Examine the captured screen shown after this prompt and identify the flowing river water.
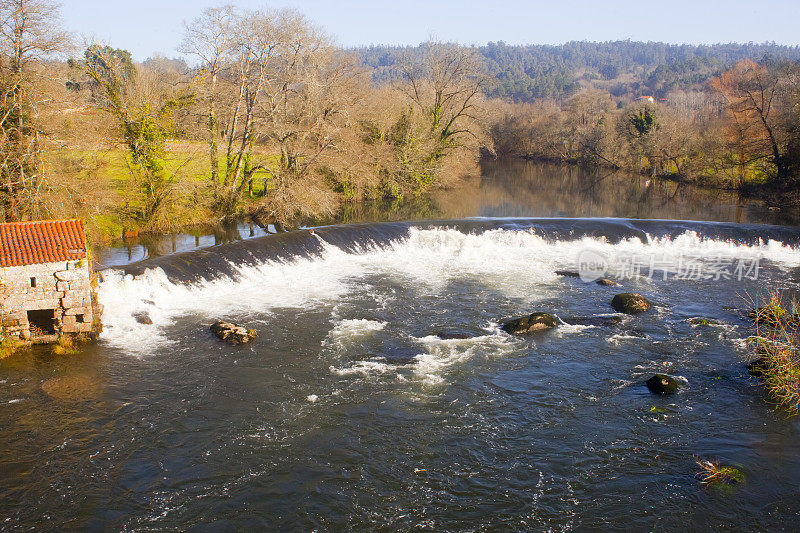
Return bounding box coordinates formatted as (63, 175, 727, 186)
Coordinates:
(2, 162, 800, 530)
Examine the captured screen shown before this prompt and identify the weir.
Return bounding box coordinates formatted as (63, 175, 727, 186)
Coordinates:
(95, 217, 800, 355)
(114, 218, 800, 284)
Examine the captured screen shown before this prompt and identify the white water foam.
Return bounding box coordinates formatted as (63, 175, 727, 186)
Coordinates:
(328, 330, 517, 386)
(410, 333, 517, 385)
(98, 227, 800, 354)
(323, 319, 387, 350)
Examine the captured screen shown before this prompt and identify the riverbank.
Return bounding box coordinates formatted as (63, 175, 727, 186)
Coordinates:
(93, 160, 797, 269)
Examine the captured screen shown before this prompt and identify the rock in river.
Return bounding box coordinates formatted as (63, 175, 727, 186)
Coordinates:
(41, 372, 101, 401)
(133, 311, 153, 325)
(611, 293, 652, 314)
(747, 357, 768, 378)
(210, 320, 258, 345)
(501, 312, 557, 335)
(748, 305, 785, 327)
(646, 374, 678, 395)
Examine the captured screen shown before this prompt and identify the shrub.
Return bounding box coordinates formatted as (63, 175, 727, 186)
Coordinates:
(53, 335, 79, 356)
(0, 336, 19, 359)
(746, 291, 800, 412)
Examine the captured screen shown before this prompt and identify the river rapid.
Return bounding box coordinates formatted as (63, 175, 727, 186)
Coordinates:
(2, 162, 800, 530)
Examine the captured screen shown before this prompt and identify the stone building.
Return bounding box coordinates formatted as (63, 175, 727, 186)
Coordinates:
(0, 219, 95, 343)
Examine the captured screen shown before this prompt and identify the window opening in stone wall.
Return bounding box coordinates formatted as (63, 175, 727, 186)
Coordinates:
(27, 309, 56, 336)
(76, 314, 85, 323)
(30, 277, 36, 287)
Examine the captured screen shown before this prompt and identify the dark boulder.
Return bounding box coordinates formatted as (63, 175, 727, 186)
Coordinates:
(747, 358, 768, 378)
(133, 311, 153, 325)
(611, 293, 652, 314)
(210, 320, 257, 345)
(434, 332, 474, 340)
(501, 312, 557, 335)
(596, 278, 620, 287)
(646, 374, 679, 395)
(564, 315, 624, 327)
(555, 270, 580, 278)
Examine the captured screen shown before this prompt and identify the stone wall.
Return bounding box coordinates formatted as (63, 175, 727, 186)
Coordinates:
(0, 259, 95, 342)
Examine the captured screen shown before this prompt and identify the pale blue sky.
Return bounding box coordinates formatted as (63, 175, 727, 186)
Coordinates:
(61, 0, 800, 60)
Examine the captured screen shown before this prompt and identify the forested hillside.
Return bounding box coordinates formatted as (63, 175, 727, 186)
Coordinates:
(358, 41, 800, 101)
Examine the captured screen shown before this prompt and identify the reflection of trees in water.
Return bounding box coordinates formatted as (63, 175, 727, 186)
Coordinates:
(471, 160, 778, 224)
(115, 221, 254, 262)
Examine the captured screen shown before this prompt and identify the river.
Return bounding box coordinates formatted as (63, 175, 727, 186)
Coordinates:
(2, 161, 800, 530)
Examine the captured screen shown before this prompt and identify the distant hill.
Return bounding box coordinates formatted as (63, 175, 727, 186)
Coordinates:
(355, 41, 800, 102)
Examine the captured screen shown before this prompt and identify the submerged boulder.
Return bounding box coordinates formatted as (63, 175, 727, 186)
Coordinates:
(555, 270, 580, 278)
(596, 278, 620, 287)
(611, 293, 652, 314)
(646, 374, 678, 395)
(433, 331, 474, 340)
(210, 320, 257, 345)
(501, 312, 557, 335)
(747, 357, 768, 378)
(563, 315, 624, 327)
(41, 372, 101, 402)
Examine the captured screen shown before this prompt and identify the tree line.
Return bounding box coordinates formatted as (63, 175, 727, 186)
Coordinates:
(0, 1, 487, 237)
(359, 41, 800, 102)
(491, 59, 800, 196)
(0, 0, 797, 240)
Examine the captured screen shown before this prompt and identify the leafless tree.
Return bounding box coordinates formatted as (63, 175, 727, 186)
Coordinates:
(398, 40, 487, 143)
(0, 0, 70, 220)
(181, 5, 236, 194)
(711, 60, 793, 184)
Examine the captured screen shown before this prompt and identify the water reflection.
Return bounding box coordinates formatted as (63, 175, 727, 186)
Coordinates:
(435, 160, 783, 223)
(95, 161, 793, 269)
(95, 222, 280, 269)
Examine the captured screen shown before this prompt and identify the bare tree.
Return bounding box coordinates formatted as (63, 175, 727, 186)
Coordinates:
(398, 40, 486, 143)
(394, 40, 488, 193)
(183, 7, 353, 219)
(711, 60, 793, 184)
(0, 0, 70, 220)
(180, 5, 235, 194)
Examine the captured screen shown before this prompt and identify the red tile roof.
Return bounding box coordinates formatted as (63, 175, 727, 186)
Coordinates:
(0, 219, 87, 267)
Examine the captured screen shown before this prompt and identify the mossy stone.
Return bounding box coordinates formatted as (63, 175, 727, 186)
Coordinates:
(501, 312, 557, 335)
(611, 293, 652, 314)
(748, 305, 785, 327)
